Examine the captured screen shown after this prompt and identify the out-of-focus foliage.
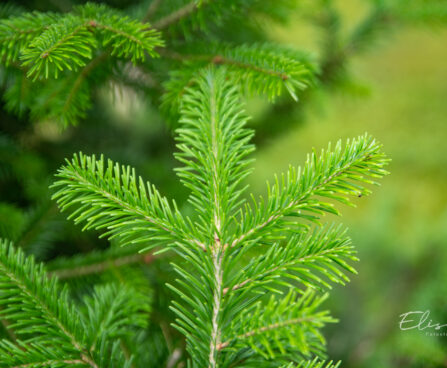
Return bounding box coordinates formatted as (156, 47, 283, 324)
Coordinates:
(254, 1, 447, 365)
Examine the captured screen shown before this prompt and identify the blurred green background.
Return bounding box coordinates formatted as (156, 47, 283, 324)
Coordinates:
(260, 4, 447, 366)
(1, 0, 446, 366)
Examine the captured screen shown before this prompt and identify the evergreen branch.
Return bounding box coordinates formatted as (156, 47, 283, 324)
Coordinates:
(60, 52, 107, 122)
(0, 239, 99, 367)
(175, 66, 254, 236)
(77, 3, 164, 62)
(204, 43, 315, 101)
(18, 4, 163, 80)
(177, 67, 245, 367)
(47, 244, 155, 279)
(0, 340, 86, 368)
(162, 43, 315, 120)
(281, 358, 341, 368)
(82, 283, 150, 352)
(0, 3, 24, 19)
(142, 0, 163, 23)
(29, 73, 92, 126)
(21, 15, 97, 80)
(223, 290, 336, 359)
(153, 1, 198, 29)
(233, 134, 389, 249)
(218, 316, 323, 351)
(167, 68, 388, 366)
(225, 225, 357, 295)
(51, 153, 204, 250)
(0, 12, 57, 65)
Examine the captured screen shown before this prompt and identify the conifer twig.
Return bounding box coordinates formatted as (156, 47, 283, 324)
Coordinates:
(142, 0, 163, 23)
(216, 315, 320, 351)
(50, 252, 155, 279)
(153, 1, 199, 29)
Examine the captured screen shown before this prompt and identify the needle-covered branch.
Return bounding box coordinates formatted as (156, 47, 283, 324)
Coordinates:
(81, 284, 150, 350)
(175, 67, 254, 238)
(233, 134, 389, 249)
(14, 3, 163, 80)
(222, 290, 336, 360)
(0, 239, 98, 367)
(0, 12, 57, 66)
(47, 243, 155, 279)
(162, 43, 315, 120)
(165, 67, 388, 367)
(225, 225, 357, 295)
(51, 153, 204, 251)
(281, 359, 341, 368)
(0, 239, 148, 367)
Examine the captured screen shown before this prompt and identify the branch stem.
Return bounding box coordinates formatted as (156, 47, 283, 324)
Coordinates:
(208, 78, 224, 368)
(50, 252, 155, 280)
(153, 1, 198, 29)
(217, 315, 318, 351)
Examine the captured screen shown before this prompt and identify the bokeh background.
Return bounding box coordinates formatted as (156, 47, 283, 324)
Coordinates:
(1, 0, 446, 367)
(267, 4, 447, 366)
(260, 3, 447, 366)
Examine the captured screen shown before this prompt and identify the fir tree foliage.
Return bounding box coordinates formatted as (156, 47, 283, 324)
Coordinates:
(0, 238, 150, 367)
(1, 0, 446, 126)
(45, 67, 388, 366)
(9, 3, 162, 80)
(161, 42, 315, 119)
(0, 1, 315, 126)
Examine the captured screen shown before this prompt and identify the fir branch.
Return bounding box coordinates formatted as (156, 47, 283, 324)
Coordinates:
(48, 245, 156, 280)
(162, 43, 315, 121)
(81, 283, 150, 352)
(18, 4, 163, 80)
(165, 68, 388, 366)
(223, 290, 336, 359)
(153, 1, 198, 29)
(0, 239, 99, 367)
(175, 66, 255, 236)
(0, 340, 86, 368)
(281, 358, 341, 368)
(21, 15, 97, 80)
(51, 153, 205, 250)
(77, 3, 164, 62)
(0, 12, 57, 66)
(206, 43, 315, 101)
(142, 0, 163, 23)
(232, 134, 389, 249)
(225, 225, 357, 295)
